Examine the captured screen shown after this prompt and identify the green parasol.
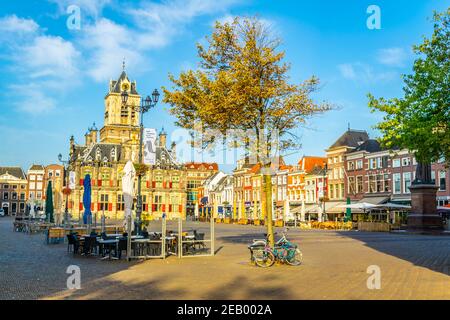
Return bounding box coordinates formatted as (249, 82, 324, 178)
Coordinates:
(45, 181, 54, 223)
(345, 197, 352, 222)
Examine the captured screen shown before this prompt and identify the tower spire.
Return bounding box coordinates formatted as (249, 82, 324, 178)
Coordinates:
(122, 58, 126, 72)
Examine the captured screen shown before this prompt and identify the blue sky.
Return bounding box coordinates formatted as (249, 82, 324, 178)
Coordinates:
(0, 0, 448, 173)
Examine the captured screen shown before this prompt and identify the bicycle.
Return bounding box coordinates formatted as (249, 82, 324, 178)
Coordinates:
(248, 229, 303, 267)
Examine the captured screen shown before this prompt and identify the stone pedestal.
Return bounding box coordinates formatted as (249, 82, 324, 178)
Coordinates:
(407, 184, 443, 232)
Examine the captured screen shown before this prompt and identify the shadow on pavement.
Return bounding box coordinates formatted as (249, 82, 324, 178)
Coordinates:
(338, 231, 450, 276)
(50, 272, 295, 300)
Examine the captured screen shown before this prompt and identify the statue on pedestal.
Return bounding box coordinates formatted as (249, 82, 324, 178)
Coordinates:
(412, 162, 433, 185)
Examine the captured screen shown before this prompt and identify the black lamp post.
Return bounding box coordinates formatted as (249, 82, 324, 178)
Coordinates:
(121, 88, 159, 234)
(58, 153, 70, 226)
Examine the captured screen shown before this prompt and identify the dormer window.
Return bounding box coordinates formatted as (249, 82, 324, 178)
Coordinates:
(96, 148, 101, 161)
(111, 147, 116, 161)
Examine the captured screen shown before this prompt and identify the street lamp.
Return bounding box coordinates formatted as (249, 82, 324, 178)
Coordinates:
(121, 88, 160, 234)
(58, 153, 71, 226)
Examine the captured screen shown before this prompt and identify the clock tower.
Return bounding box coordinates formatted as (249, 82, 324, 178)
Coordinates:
(100, 66, 141, 149)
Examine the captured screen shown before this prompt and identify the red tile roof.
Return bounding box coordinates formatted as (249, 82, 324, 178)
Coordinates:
(298, 156, 327, 173)
(185, 162, 219, 171)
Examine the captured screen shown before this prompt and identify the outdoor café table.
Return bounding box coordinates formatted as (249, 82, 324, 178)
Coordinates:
(183, 235, 196, 254)
(97, 239, 119, 260)
(106, 234, 122, 238)
(132, 238, 151, 256)
(165, 236, 177, 255)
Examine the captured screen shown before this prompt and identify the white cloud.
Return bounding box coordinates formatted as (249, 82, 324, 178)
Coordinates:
(48, 0, 112, 19)
(338, 62, 396, 83)
(0, 15, 80, 114)
(128, 0, 240, 49)
(215, 14, 236, 26)
(79, 0, 240, 82)
(377, 47, 408, 67)
(337, 64, 357, 80)
(21, 36, 80, 78)
(1, 0, 243, 111)
(80, 18, 143, 82)
(10, 84, 57, 114)
(0, 15, 39, 34)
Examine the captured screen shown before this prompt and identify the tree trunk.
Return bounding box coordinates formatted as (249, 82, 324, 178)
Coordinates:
(263, 170, 274, 246)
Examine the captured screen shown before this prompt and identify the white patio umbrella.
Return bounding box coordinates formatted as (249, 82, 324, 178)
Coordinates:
(317, 205, 323, 222)
(374, 203, 411, 223)
(194, 203, 199, 220)
(375, 203, 411, 209)
(300, 199, 306, 222)
(336, 202, 378, 210)
(337, 202, 378, 221)
(283, 198, 290, 222)
(122, 160, 136, 234)
(28, 194, 35, 218)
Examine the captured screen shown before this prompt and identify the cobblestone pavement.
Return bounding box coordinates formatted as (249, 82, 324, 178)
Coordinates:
(0, 217, 449, 300)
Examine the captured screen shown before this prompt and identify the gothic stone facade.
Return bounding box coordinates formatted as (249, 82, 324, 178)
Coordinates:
(67, 69, 186, 220)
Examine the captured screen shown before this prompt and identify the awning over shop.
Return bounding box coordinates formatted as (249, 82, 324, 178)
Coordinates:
(291, 203, 341, 214)
(390, 197, 411, 205)
(289, 204, 315, 214)
(358, 197, 390, 205)
(323, 202, 347, 214)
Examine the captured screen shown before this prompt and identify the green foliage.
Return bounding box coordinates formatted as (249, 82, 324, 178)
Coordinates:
(163, 16, 332, 163)
(369, 9, 450, 164)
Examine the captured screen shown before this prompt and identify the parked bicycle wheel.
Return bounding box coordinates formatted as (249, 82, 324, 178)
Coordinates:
(286, 248, 303, 266)
(253, 249, 275, 268)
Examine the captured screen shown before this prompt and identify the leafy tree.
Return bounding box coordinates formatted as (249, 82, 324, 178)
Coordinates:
(368, 9, 450, 167)
(163, 17, 332, 245)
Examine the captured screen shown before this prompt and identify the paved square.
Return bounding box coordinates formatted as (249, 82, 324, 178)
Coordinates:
(0, 217, 449, 300)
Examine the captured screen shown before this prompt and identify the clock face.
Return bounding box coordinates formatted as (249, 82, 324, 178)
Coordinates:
(121, 82, 130, 92)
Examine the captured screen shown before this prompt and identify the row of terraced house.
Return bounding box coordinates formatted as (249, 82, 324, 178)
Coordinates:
(0, 164, 64, 216)
(197, 129, 450, 222)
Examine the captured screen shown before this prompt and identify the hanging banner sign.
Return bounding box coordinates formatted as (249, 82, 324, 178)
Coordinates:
(318, 182, 324, 198)
(69, 171, 76, 189)
(143, 128, 157, 165)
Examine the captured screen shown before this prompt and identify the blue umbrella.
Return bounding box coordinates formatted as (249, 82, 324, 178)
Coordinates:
(83, 174, 92, 225)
